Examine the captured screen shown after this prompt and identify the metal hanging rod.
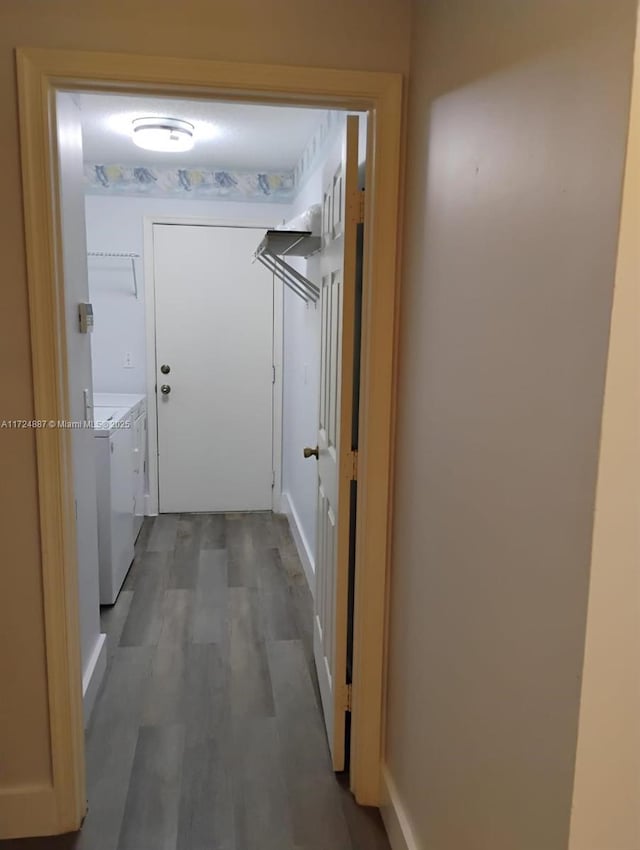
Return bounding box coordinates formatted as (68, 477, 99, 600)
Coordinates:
(254, 230, 321, 304)
(256, 253, 312, 303)
(87, 251, 139, 299)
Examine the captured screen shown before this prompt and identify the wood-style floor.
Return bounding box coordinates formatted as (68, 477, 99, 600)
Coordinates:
(2, 512, 390, 850)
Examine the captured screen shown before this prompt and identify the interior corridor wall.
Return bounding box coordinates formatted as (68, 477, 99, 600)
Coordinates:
(383, 1, 637, 849)
(85, 194, 287, 395)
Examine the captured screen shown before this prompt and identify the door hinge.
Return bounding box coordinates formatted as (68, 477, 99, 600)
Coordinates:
(348, 450, 358, 481)
(272, 469, 276, 488)
(345, 683, 353, 712)
(358, 190, 366, 224)
(272, 364, 276, 384)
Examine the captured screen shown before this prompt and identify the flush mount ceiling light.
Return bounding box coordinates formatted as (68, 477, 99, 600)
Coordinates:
(131, 116, 194, 152)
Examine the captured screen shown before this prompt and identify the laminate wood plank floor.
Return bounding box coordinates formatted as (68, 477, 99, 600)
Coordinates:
(1, 512, 390, 850)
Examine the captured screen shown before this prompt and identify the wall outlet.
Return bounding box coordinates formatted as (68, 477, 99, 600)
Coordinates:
(124, 352, 134, 369)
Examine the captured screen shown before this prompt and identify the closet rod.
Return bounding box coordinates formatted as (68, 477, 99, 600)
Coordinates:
(257, 254, 310, 303)
(269, 254, 320, 298)
(258, 253, 317, 302)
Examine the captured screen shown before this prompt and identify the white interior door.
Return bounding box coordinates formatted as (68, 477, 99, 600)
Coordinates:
(153, 224, 274, 513)
(313, 115, 361, 770)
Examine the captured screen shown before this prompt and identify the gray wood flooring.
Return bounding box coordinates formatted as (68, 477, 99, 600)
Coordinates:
(2, 512, 390, 850)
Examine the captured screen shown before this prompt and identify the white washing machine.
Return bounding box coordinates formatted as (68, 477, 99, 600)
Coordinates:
(94, 406, 135, 604)
(94, 393, 147, 540)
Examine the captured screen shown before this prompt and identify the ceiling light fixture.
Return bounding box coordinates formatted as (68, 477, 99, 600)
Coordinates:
(131, 116, 194, 152)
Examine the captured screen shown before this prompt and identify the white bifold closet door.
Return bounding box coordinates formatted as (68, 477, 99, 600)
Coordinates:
(153, 224, 274, 514)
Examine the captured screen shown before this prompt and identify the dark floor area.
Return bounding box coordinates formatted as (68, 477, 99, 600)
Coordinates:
(2, 512, 390, 850)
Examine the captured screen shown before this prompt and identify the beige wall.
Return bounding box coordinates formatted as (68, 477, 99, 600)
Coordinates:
(385, 1, 637, 849)
(569, 9, 640, 848)
(0, 0, 410, 802)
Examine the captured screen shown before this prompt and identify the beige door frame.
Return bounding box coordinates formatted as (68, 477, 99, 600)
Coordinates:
(16, 46, 403, 834)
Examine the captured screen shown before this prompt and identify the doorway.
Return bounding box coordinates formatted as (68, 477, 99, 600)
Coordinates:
(63, 90, 370, 843)
(14, 47, 402, 839)
(150, 222, 276, 514)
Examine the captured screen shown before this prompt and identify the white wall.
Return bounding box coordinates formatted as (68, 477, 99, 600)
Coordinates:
(58, 94, 106, 725)
(85, 195, 288, 394)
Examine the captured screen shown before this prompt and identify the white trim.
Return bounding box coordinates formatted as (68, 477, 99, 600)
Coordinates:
(81, 633, 106, 729)
(143, 214, 278, 228)
(143, 214, 283, 515)
(271, 487, 284, 514)
(143, 218, 159, 514)
(280, 490, 315, 593)
(381, 766, 420, 850)
(272, 275, 284, 512)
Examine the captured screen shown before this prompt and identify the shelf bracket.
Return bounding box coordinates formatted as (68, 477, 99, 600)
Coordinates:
(253, 230, 321, 305)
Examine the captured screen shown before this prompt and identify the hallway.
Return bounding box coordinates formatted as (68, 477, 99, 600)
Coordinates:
(2, 512, 389, 850)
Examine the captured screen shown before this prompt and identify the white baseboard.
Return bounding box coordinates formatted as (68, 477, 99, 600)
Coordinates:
(82, 632, 107, 728)
(280, 491, 315, 594)
(381, 765, 420, 850)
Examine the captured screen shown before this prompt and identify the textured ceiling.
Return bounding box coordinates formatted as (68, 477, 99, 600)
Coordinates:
(79, 93, 327, 171)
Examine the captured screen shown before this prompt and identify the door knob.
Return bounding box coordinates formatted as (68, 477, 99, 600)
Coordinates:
(160, 364, 171, 374)
(160, 384, 171, 395)
(303, 446, 319, 459)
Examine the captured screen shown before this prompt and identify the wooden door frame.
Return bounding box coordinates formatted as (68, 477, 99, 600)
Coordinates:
(142, 215, 284, 517)
(16, 46, 403, 832)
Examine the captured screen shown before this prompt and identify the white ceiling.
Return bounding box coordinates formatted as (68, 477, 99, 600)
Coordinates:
(79, 93, 327, 172)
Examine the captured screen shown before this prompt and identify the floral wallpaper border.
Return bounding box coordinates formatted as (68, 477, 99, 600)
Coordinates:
(84, 164, 296, 202)
(83, 111, 345, 202)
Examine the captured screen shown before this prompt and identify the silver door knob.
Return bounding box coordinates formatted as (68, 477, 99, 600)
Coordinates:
(160, 384, 171, 395)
